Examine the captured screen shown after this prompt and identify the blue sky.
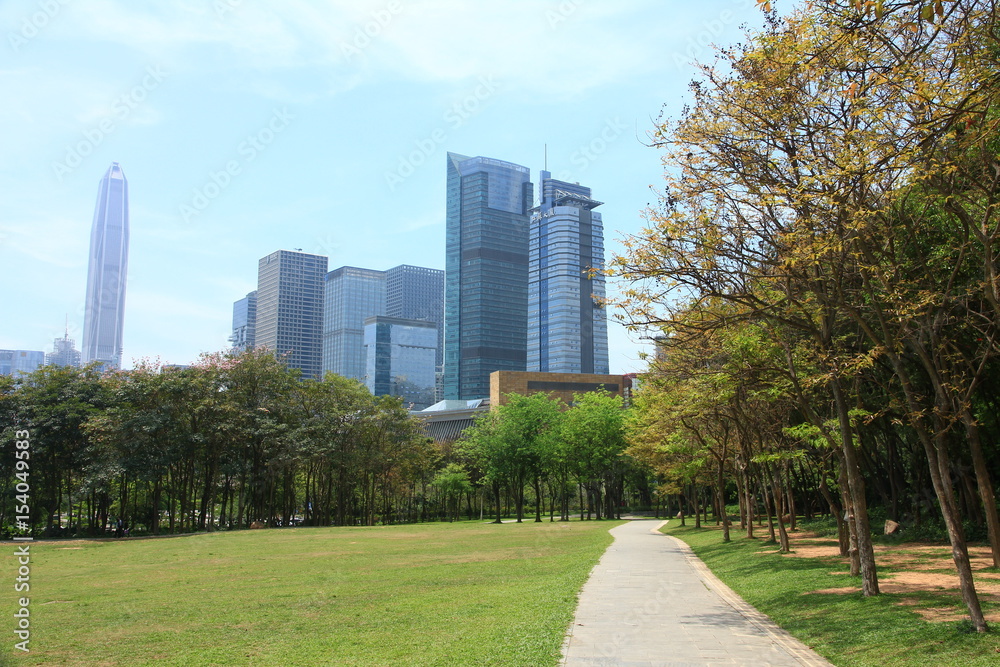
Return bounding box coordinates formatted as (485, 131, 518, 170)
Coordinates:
(1, 0, 768, 373)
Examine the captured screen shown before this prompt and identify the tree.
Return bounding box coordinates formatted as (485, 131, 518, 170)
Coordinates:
(562, 390, 628, 521)
(613, 0, 1000, 629)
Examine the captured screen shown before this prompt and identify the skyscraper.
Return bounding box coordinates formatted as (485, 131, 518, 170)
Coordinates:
(256, 250, 327, 380)
(386, 265, 444, 368)
(230, 291, 257, 352)
(82, 162, 129, 369)
(322, 266, 387, 381)
(528, 171, 609, 374)
(323, 264, 443, 392)
(444, 153, 533, 400)
(46, 328, 81, 368)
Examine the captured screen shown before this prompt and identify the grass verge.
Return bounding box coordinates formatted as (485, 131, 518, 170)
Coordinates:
(3, 520, 619, 666)
(661, 521, 1000, 666)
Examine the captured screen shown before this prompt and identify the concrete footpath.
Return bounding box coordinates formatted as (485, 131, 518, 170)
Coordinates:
(561, 518, 834, 667)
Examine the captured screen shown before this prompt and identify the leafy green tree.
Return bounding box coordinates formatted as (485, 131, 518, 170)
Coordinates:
(562, 391, 628, 521)
(432, 463, 472, 522)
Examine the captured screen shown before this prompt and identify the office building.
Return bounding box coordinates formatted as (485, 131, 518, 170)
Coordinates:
(528, 171, 609, 374)
(0, 350, 45, 377)
(82, 162, 129, 369)
(490, 370, 631, 408)
(444, 153, 533, 400)
(323, 264, 443, 385)
(386, 264, 444, 400)
(230, 291, 257, 352)
(322, 266, 386, 381)
(46, 330, 81, 368)
(363, 316, 437, 410)
(386, 265, 444, 367)
(256, 250, 327, 380)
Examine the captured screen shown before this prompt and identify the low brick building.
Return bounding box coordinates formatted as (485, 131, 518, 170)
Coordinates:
(489, 370, 632, 408)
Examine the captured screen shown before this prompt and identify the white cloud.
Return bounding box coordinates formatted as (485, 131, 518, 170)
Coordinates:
(22, 1, 689, 99)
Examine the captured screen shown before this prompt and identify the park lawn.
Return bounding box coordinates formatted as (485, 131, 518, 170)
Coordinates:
(1, 520, 619, 666)
(662, 521, 1000, 667)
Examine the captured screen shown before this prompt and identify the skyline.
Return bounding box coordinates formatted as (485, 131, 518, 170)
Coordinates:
(0, 0, 770, 373)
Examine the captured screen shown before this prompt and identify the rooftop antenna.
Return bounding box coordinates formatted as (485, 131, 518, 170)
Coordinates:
(64, 314, 69, 340)
(544, 143, 547, 171)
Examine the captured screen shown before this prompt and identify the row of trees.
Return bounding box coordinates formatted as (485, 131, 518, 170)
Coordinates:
(0, 349, 648, 536)
(614, 0, 1000, 632)
(0, 350, 436, 534)
(458, 391, 648, 523)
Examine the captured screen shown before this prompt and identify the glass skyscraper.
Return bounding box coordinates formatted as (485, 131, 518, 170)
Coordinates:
(82, 162, 129, 369)
(363, 316, 437, 410)
(386, 265, 444, 368)
(256, 250, 327, 380)
(528, 171, 609, 374)
(444, 153, 533, 400)
(322, 266, 387, 381)
(230, 290, 257, 352)
(323, 264, 444, 386)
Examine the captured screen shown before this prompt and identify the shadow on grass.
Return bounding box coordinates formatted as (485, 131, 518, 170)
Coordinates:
(664, 524, 998, 666)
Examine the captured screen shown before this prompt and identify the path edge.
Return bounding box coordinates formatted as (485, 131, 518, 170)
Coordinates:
(659, 526, 835, 667)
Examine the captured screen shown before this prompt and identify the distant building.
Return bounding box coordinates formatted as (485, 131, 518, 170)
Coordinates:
(46, 331, 81, 368)
(322, 266, 387, 381)
(256, 250, 327, 380)
(414, 398, 490, 445)
(323, 264, 443, 388)
(82, 162, 129, 370)
(445, 153, 533, 400)
(363, 316, 437, 410)
(386, 265, 444, 368)
(230, 291, 257, 352)
(528, 171, 609, 375)
(489, 370, 632, 408)
(0, 350, 45, 377)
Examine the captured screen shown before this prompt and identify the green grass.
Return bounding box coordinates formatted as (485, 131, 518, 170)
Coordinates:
(2, 520, 620, 666)
(661, 522, 1000, 666)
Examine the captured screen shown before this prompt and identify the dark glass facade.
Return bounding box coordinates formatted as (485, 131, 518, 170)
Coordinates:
(256, 250, 327, 380)
(444, 153, 533, 399)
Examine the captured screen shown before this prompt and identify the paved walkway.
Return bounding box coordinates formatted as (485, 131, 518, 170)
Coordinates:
(561, 519, 834, 666)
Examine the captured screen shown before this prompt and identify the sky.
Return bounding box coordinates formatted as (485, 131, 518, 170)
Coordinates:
(1, 0, 770, 374)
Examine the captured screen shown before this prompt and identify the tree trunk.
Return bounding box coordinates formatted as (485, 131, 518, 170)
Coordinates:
(961, 409, 1000, 568)
(831, 378, 879, 596)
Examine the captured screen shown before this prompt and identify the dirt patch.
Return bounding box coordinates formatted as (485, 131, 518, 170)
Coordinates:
(895, 597, 1000, 623)
(782, 531, 1000, 619)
